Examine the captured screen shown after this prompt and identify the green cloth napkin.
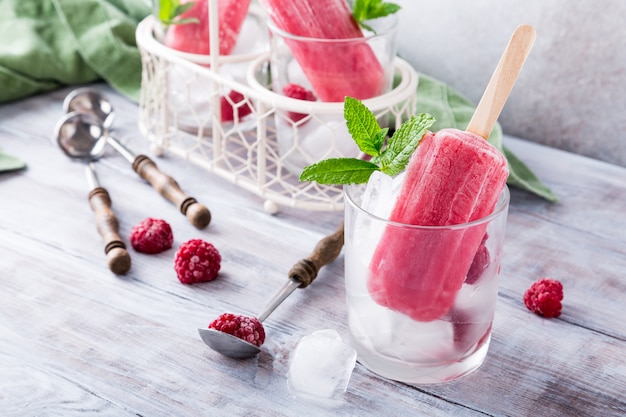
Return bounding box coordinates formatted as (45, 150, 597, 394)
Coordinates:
(415, 73, 558, 202)
(0, 0, 150, 103)
(0, 1, 556, 201)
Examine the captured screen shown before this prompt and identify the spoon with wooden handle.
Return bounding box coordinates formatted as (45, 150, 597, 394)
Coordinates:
(56, 114, 131, 275)
(63, 89, 211, 229)
(58, 110, 211, 229)
(199, 222, 345, 359)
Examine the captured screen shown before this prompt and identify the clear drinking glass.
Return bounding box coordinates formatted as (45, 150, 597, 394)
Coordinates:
(267, 15, 399, 175)
(164, 6, 269, 133)
(343, 182, 510, 384)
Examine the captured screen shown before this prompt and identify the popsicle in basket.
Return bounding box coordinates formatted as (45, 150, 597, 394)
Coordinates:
(367, 25, 536, 322)
(164, 0, 251, 55)
(258, 0, 387, 101)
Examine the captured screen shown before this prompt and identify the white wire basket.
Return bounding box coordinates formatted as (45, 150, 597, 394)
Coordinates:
(135, 8, 419, 212)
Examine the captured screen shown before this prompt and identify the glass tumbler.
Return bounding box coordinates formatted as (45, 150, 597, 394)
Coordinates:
(343, 182, 510, 384)
(267, 15, 399, 175)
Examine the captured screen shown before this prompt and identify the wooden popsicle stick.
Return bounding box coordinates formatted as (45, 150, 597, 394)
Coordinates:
(466, 24, 537, 139)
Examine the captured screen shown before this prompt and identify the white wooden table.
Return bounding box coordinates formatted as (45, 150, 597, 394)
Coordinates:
(1, 85, 624, 416)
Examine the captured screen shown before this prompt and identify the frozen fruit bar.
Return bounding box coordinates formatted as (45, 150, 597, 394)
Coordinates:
(368, 129, 509, 322)
(258, 0, 387, 101)
(164, 0, 251, 55)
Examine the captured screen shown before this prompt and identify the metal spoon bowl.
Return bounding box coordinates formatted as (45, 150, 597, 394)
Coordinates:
(57, 112, 108, 160)
(198, 279, 301, 359)
(199, 327, 262, 359)
(63, 88, 115, 129)
(199, 223, 345, 359)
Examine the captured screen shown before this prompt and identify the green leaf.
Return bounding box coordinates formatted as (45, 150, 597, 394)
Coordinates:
(502, 145, 559, 202)
(299, 98, 434, 185)
(352, 0, 401, 29)
(157, 0, 198, 27)
(299, 158, 380, 185)
(158, 0, 176, 23)
(374, 113, 435, 176)
(344, 96, 384, 157)
(174, 2, 195, 17)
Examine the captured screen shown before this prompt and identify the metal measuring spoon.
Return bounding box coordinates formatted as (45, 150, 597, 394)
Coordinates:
(55, 112, 131, 275)
(60, 103, 211, 230)
(198, 222, 345, 359)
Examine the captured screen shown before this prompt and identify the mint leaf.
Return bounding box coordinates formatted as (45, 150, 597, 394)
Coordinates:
(157, 0, 198, 27)
(298, 97, 435, 185)
(344, 96, 385, 157)
(299, 158, 380, 185)
(352, 0, 401, 30)
(374, 113, 435, 176)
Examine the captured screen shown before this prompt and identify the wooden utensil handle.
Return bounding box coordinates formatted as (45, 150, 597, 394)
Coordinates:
(131, 155, 211, 229)
(88, 187, 131, 275)
(288, 221, 345, 288)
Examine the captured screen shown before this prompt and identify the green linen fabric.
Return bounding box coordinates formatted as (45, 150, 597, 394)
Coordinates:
(415, 73, 557, 202)
(0, 0, 150, 103)
(0, 0, 557, 200)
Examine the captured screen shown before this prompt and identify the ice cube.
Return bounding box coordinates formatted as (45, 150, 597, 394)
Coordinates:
(349, 171, 394, 262)
(301, 115, 359, 162)
(385, 314, 456, 363)
(276, 113, 359, 176)
(287, 329, 357, 401)
(361, 170, 394, 219)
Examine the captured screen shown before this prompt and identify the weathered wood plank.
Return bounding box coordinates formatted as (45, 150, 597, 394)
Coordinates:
(1, 84, 624, 416)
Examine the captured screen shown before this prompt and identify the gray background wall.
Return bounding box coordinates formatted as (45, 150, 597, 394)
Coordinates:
(395, 0, 626, 167)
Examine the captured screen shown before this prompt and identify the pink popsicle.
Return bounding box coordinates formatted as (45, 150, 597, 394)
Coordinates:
(163, 0, 251, 55)
(258, 0, 387, 101)
(367, 129, 509, 322)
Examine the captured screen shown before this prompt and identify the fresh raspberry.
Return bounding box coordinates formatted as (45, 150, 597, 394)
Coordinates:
(523, 278, 564, 318)
(129, 218, 173, 254)
(465, 236, 490, 285)
(283, 83, 317, 124)
(174, 239, 221, 284)
(209, 313, 266, 347)
(220, 90, 253, 122)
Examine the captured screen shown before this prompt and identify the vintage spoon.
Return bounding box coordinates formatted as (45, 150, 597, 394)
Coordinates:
(63, 87, 115, 130)
(58, 111, 211, 229)
(55, 113, 131, 275)
(198, 222, 345, 359)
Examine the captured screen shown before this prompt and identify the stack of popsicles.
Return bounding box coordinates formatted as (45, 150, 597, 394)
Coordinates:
(258, 0, 387, 101)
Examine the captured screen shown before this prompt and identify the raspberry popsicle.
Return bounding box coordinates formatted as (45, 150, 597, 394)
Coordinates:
(164, 0, 251, 55)
(258, 0, 387, 101)
(367, 25, 536, 322)
(367, 129, 509, 322)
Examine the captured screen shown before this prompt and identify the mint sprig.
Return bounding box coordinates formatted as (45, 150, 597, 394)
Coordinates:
(299, 97, 435, 185)
(352, 0, 401, 32)
(156, 0, 198, 27)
